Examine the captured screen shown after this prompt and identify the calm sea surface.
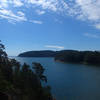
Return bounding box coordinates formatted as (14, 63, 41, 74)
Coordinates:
(10, 57, 100, 100)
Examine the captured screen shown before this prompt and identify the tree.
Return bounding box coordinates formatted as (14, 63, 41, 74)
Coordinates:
(32, 62, 47, 83)
(0, 40, 8, 63)
(0, 41, 53, 100)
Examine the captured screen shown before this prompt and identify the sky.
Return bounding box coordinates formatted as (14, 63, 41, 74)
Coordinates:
(0, 0, 100, 56)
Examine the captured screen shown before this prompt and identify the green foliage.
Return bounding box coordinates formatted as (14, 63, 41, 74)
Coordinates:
(33, 62, 47, 83)
(0, 41, 53, 100)
(18, 50, 57, 57)
(55, 50, 100, 66)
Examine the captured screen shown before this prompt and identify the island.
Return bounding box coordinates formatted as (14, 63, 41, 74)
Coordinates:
(18, 50, 58, 57)
(18, 50, 100, 66)
(55, 50, 100, 66)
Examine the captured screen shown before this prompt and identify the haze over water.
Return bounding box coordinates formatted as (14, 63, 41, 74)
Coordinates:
(11, 57, 100, 100)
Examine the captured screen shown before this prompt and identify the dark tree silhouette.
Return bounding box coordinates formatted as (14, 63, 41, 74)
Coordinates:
(55, 50, 100, 66)
(0, 41, 53, 100)
(33, 62, 47, 83)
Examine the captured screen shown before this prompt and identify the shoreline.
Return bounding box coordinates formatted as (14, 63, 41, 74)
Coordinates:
(55, 59, 100, 67)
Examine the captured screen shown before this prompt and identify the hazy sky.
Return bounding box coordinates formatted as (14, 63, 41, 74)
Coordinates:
(0, 0, 100, 56)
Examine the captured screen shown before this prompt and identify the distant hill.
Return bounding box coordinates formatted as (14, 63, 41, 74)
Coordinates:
(18, 50, 58, 57)
(55, 50, 100, 65)
(18, 50, 100, 66)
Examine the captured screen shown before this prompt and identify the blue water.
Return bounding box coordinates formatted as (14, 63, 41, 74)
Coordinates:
(10, 57, 100, 100)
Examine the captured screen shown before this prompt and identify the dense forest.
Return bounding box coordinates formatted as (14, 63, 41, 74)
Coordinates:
(55, 50, 100, 66)
(19, 50, 100, 66)
(0, 41, 53, 100)
(18, 50, 57, 57)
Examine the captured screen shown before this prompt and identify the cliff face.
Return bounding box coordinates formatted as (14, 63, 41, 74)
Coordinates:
(18, 50, 58, 57)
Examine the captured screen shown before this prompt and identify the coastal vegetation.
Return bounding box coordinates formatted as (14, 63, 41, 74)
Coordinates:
(55, 50, 100, 66)
(18, 50, 57, 57)
(19, 50, 100, 66)
(0, 41, 53, 100)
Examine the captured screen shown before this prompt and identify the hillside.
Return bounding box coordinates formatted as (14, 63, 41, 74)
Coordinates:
(55, 50, 100, 65)
(18, 50, 57, 57)
(0, 42, 53, 100)
(18, 50, 100, 66)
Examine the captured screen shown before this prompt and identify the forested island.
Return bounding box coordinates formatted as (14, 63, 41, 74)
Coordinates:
(19, 50, 100, 66)
(0, 41, 53, 100)
(18, 50, 57, 57)
(55, 50, 100, 66)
